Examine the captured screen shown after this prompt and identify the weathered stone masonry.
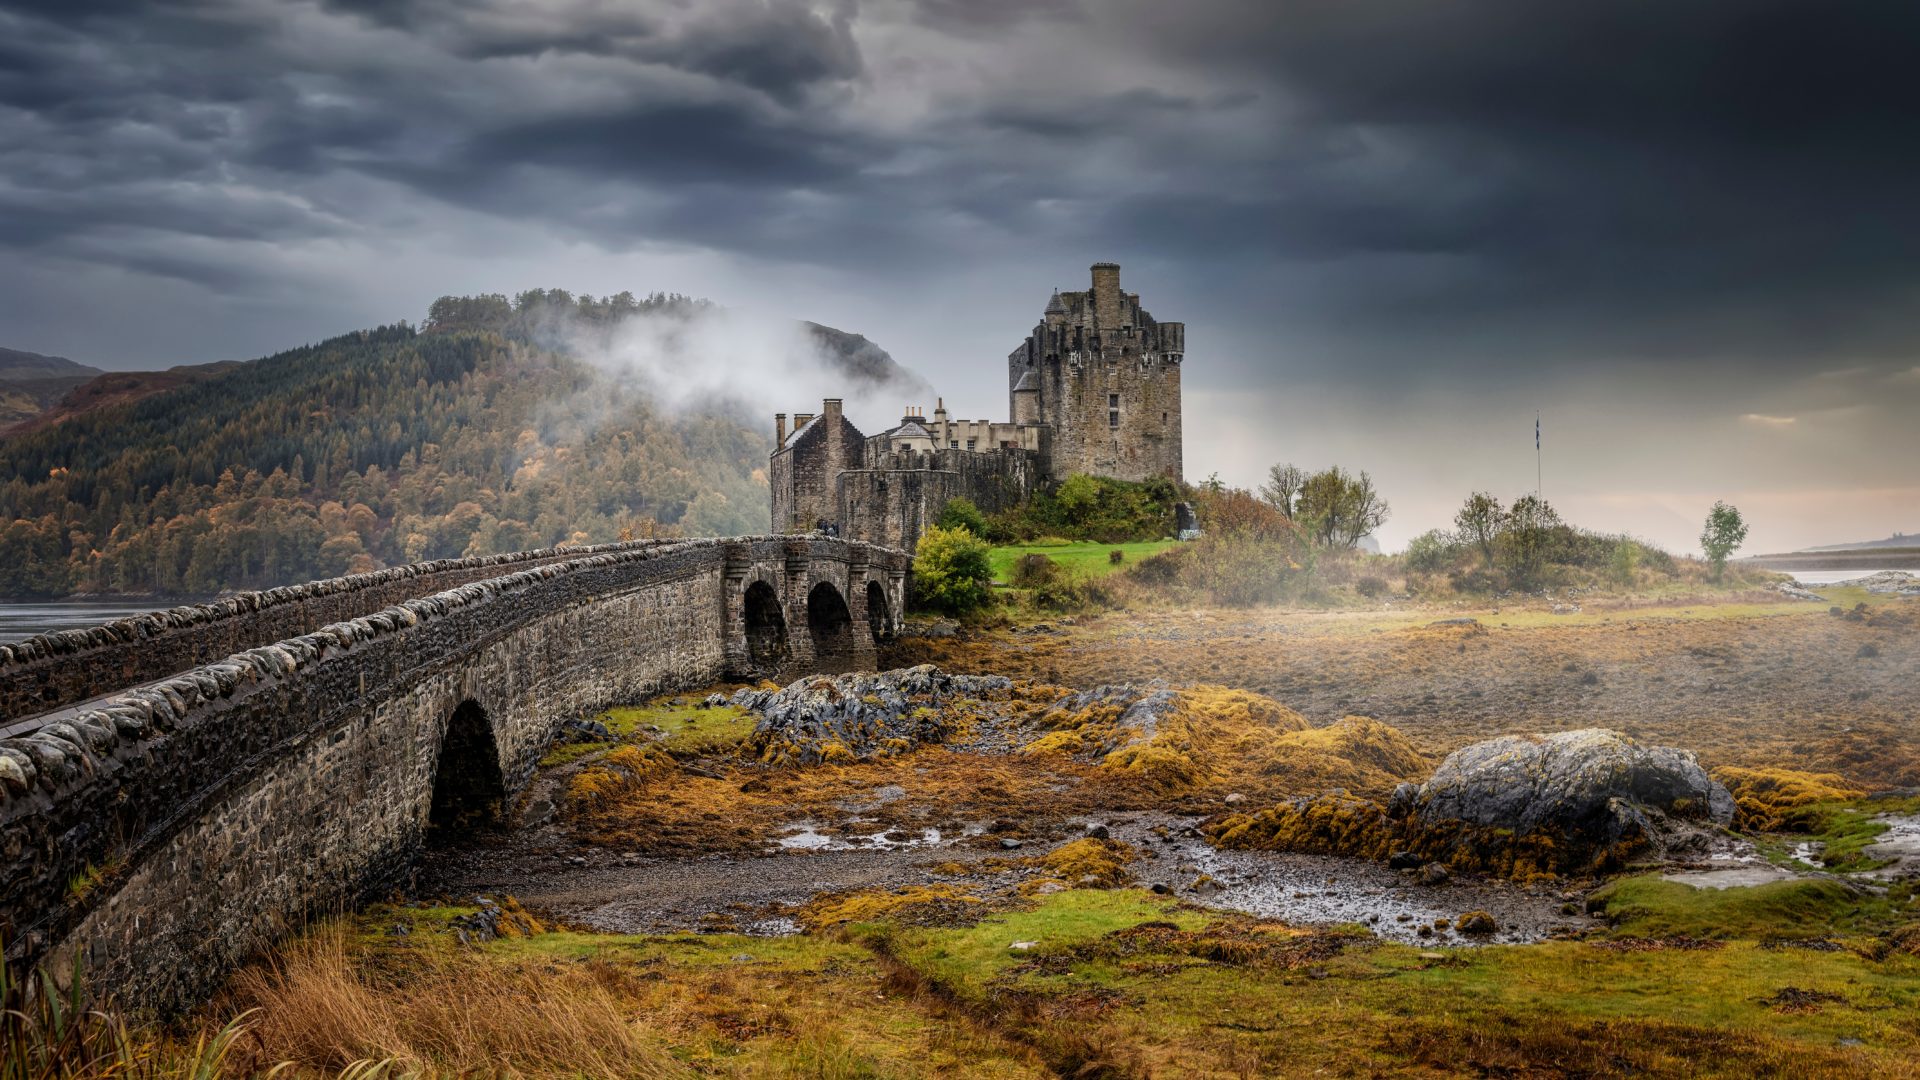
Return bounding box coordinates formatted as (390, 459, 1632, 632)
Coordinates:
(0, 535, 907, 1015)
(0, 539, 676, 725)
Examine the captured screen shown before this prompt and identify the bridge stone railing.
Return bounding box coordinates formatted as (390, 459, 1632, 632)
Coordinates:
(0, 539, 680, 727)
(0, 535, 907, 1013)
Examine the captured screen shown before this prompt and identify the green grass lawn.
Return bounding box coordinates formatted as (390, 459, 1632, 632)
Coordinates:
(539, 693, 754, 766)
(989, 539, 1179, 583)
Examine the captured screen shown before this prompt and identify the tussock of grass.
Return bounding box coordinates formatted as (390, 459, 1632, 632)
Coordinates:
(1207, 792, 1393, 860)
(1027, 684, 1426, 800)
(798, 884, 983, 931)
(1028, 838, 1137, 888)
(1715, 766, 1866, 831)
(226, 924, 682, 1078)
(563, 745, 678, 810)
(1261, 715, 1429, 791)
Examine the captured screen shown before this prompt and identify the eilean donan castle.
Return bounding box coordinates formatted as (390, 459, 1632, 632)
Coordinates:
(770, 262, 1184, 550)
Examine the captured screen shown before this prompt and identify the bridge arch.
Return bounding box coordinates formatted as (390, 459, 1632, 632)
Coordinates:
(743, 579, 790, 676)
(806, 581, 857, 669)
(428, 699, 505, 837)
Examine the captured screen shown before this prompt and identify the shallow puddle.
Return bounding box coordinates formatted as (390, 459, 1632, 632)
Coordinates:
(774, 820, 948, 851)
(1661, 865, 1801, 889)
(1105, 816, 1584, 945)
(1863, 813, 1920, 879)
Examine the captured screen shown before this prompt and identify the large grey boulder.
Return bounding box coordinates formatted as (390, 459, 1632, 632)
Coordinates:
(1391, 728, 1734, 871)
(738, 665, 1011, 764)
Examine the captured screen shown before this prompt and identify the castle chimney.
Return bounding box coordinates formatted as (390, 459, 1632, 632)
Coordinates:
(775, 413, 787, 445)
(794, 412, 814, 431)
(1091, 261, 1122, 329)
(823, 398, 842, 425)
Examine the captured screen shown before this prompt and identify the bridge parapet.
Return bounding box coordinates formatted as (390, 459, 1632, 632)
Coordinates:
(0, 539, 686, 726)
(0, 535, 906, 1013)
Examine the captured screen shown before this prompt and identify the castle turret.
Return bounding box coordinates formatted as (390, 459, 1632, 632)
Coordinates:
(1044, 289, 1067, 327)
(1011, 369, 1040, 424)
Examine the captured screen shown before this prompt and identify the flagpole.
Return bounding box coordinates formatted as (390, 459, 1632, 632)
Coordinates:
(1535, 412, 1542, 499)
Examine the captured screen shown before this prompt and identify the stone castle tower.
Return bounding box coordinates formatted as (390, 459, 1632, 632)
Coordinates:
(1008, 262, 1184, 482)
(770, 262, 1184, 551)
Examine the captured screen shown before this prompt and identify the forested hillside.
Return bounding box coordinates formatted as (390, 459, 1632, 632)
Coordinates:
(0, 290, 909, 598)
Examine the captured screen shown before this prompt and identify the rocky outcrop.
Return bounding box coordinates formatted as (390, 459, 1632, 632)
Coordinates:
(735, 665, 1012, 765)
(1214, 728, 1736, 878)
(1397, 728, 1733, 835)
(1395, 728, 1733, 873)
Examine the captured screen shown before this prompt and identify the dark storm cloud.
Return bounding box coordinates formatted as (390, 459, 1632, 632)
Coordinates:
(4, 0, 1920, 376)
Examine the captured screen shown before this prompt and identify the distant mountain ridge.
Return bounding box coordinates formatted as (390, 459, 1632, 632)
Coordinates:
(0, 347, 100, 381)
(0, 348, 105, 431)
(1801, 532, 1919, 552)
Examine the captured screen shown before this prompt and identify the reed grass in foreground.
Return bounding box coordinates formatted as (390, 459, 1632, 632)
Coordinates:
(16, 880, 1920, 1078)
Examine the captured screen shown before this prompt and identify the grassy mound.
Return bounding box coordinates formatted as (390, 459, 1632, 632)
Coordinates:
(1028, 838, 1138, 889)
(797, 884, 983, 931)
(1588, 874, 1901, 940)
(1714, 766, 1866, 831)
(1206, 793, 1395, 860)
(1025, 684, 1426, 799)
(563, 745, 678, 810)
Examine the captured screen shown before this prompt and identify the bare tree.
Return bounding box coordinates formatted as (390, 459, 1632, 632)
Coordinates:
(1258, 463, 1306, 518)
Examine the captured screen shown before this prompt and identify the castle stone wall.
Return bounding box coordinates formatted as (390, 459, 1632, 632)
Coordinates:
(836, 447, 1039, 553)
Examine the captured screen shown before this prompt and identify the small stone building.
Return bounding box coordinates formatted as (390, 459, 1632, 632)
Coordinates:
(769, 263, 1184, 550)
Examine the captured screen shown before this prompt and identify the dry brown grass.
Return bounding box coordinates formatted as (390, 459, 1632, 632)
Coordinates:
(222, 925, 682, 1078)
(565, 743, 1161, 854)
(888, 598, 1920, 790)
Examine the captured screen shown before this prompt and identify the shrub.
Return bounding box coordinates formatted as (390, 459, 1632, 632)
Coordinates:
(1030, 575, 1113, 613)
(1011, 553, 1062, 588)
(1356, 575, 1387, 598)
(1404, 529, 1458, 576)
(1002, 474, 1180, 543)
(1109, 549, 1125, 564)
(936, 496, 988, 537)
(912, 524, 994, 616)
(1499, 494, 1563, 590)
(1608, 538, 1640, 586)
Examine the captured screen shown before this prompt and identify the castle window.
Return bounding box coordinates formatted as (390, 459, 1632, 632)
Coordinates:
(967, 438, 977, 450)
(1108, 393, 1120, 429)
(949, 440, 959, 449)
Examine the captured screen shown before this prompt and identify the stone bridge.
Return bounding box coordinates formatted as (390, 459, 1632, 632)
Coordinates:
(0, 535, 909, 1013)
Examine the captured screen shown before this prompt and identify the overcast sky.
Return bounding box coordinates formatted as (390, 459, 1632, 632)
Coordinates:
(4, 0, 1916, 554)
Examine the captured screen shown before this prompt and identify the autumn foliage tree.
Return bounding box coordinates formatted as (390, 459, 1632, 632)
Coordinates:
(0, 293, 773, 598)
